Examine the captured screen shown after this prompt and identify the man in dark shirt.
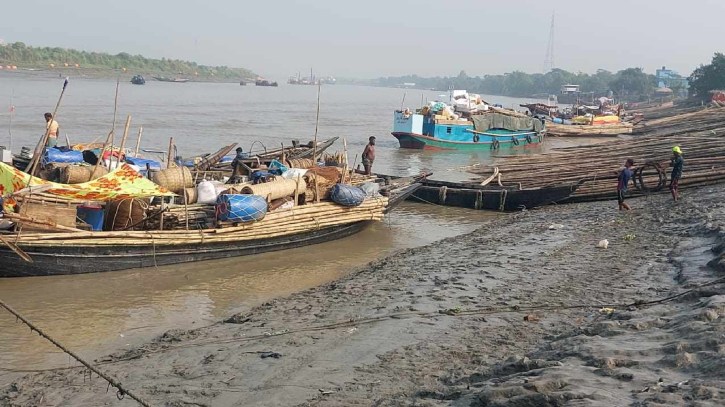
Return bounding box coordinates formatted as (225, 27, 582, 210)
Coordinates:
(616, 158, 635, 211)
(670, 146, 684, 201)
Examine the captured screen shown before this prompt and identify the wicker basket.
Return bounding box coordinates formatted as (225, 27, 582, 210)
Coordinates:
(184, 187, 198, 204)
(104, 198, 149, 231)
(152, 166, 193, 193)
(58, 165, 108, 184)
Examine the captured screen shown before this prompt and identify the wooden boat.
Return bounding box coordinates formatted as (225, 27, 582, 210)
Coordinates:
(201, 137, 339, 178)
(546, 121, 633, 137)
(0, 184, 419, 277)
(130, 75, 146, 85)
(408, 179, 584, 211)
(153, 76, 190, 83)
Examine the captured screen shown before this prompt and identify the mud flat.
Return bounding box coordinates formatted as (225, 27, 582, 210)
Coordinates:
(2, 186, 724, 406)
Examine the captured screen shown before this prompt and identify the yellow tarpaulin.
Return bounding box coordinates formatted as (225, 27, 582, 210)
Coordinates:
(0, 162, 175, 210)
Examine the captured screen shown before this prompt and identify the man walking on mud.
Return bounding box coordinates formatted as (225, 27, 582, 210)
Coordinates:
(616, 158, 635, 211)
(670, 146, 684, 201)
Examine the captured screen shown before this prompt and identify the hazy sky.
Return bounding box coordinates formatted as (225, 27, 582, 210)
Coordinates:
(2, 0, 723, 78)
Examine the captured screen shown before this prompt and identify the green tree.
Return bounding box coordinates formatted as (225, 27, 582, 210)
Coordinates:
(609, 68, 656, 101)
(689, 52, 725, 99)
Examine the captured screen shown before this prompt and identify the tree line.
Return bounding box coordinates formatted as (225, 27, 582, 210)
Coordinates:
(361, 68, 659, 101)
(355, 52, 724, 102)
(0, 42, 255, 80)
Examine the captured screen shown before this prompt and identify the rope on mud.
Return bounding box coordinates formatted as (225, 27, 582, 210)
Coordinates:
(0, 298, 153, 407)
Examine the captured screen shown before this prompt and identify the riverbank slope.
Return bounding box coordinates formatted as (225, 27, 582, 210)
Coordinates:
(2, 186, 724, 406)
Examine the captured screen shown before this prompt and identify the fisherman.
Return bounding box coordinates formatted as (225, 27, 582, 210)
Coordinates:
(616, 158, 635, 211)
(670, 146, 684, 202)
(44, 112, 59, 147)
(228, 147, 246, 183)
(362, 136, 376, 175)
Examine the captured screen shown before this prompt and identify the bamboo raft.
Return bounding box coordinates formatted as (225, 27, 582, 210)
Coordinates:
(470, 108, 725, 203)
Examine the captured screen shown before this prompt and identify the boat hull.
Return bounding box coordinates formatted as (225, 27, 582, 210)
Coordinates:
(408, 181, 579, 211)
(392, 132, 542, 150)
(0, 222, 370, 277)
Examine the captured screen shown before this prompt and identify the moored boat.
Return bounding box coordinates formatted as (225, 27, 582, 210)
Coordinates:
(0, 161, 418, 277)
(153, 76, 190, 83)
(408, 179, 584, 211)
(392, 109, 544, 150)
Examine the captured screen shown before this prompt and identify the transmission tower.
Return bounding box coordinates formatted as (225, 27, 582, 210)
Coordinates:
(543, 13, 555, 72)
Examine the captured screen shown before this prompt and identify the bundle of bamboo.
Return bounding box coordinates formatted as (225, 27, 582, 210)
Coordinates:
(470, 108, 725, 203)
(12, 198, 388, 246)
(546, 122, 633, 137)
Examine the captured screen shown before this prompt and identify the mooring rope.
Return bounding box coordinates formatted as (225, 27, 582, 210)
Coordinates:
(0, 299, 153, 406)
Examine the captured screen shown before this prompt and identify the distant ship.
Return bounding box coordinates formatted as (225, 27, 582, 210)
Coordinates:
(288, 69, 336, 85)
(153, 76, 190, 83)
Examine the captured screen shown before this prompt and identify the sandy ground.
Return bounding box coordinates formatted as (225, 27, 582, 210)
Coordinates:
(1, 185, 724, 407)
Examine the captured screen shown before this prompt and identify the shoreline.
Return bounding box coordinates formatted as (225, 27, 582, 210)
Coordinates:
(1, 187, 724, 406)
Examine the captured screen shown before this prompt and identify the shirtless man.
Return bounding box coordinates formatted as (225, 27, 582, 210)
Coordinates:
(362, 136, 376, 175)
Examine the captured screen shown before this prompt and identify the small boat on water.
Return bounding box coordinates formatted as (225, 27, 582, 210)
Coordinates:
(392, 90, 544, 150)
(130, 75, 146, 85)
(153, 76, 190, 83)
(255, 79, 278, 87)
(408, 178, 584, 212)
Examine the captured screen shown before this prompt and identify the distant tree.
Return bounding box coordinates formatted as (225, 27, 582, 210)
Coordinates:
(689, 52, 725, 99)
(609, 68, 656, 101)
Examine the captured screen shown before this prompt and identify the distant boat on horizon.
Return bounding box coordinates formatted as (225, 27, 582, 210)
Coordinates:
(130, 75, 146, 85)
(153, 76, 190, 83)
(255, 79, 278, 87)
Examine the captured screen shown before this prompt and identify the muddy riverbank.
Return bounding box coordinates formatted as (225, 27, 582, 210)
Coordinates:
(2, 186, 724, 406)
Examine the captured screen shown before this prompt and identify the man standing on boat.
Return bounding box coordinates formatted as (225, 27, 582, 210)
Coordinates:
(362, 136, 376, 175)
(670, 146, 684, 202)
(44, 112, 59, 147)
(616, 158, 635, 211)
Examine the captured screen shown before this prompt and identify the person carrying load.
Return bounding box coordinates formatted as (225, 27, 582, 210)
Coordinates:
(670, 146, 684, 202)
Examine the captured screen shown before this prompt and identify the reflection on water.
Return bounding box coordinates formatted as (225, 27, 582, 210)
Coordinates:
(0, 203, 496, 370)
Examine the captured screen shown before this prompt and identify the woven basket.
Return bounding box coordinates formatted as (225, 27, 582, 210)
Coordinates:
(58, 165, 108, 184)
(152, 166, 193, 193)
(240, 177, 305, 201)
(287, 158, 316, 169)
(104, 198, 148, 231)
(184, 187, 198, 204)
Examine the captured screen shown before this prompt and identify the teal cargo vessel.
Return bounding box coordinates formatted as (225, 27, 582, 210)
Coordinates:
(392, 110, 544, 150)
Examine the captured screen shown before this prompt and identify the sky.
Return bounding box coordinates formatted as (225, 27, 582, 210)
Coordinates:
(1, 0, 723, 79)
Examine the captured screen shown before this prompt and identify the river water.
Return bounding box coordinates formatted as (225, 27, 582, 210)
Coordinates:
(0, 72, 588, 372)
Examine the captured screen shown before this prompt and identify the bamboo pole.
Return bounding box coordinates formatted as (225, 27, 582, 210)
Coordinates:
(134, 127, 144, 157)
(312, 82, 322, 203)
(117, 115, 132, 165)
(91, 130, 114, 182)
(166, 137, 174, 169)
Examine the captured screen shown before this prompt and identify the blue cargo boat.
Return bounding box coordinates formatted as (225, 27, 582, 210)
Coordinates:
(392, 110, 544, 150)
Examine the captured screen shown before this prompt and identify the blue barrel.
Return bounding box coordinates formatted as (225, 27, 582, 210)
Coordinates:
(330, 184, 366, 207)
(216, 194, 267, 222)
(552, 117, 564, 124)
(77, 205, 104, 231)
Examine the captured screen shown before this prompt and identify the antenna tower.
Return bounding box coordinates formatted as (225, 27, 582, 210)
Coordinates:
(543, 12, 555, 72)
